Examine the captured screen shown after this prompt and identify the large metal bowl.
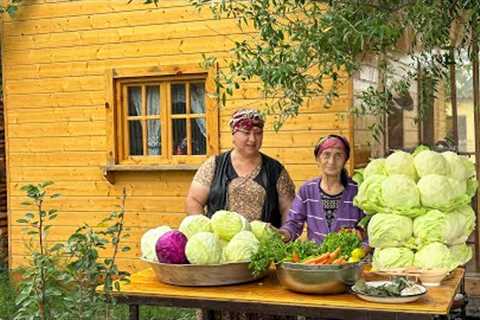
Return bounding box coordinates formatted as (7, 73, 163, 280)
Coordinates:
(276, 262, 361, 294)
(141, 258, 266, 286)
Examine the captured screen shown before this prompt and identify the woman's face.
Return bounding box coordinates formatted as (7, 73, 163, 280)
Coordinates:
(317, 147, 346, 177)
(232, 127, 263, 156)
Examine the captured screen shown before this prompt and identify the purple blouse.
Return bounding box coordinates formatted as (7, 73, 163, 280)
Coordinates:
(280, 177, 365, 243)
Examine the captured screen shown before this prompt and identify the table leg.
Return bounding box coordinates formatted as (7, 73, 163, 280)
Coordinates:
(129, 304, 139, 320)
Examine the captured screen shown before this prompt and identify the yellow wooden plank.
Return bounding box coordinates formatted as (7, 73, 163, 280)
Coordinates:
(5, 75, 104, 95)
(8, 152, 107, 167)
(5, 0, 192, 22)
(4, 52, 231, 81)
(7, 121, 106, 138)
(8, 166, 106, 182)
(9, 181, 193, 198)
(10, 225, 178, 241)
(6, 34, 250, 65)
(6, 19, 248, 51)
(7, 106, 105, 124)
(9, 195, 186, 212)
(6, 91, 105, 108)
(4, 3, 215, 36)
(220, 113, 350, 132)
(10, 210, 186, 229)
(8, 136, 106, 152)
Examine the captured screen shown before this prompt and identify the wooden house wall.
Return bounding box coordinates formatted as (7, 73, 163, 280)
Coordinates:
(2, 0, 354, 272)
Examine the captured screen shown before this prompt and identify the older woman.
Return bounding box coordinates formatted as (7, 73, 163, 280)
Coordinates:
(186, 108, 295, 226)
(186, 109, 296, 320)
(279, 134, 365, 243)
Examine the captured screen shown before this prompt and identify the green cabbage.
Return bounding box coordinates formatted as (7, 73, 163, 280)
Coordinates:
(140, 225, 171, 261)
(443, 151, 476, 181)
(414, 150, 449, 177)
(250, 220, 270, 242)
(414, 242, 456, 270)
(385, 151, 418, 181)
(417, 174, 470, 210)
(367, 213, 413, 248)
(364, 159, 387, 179)
(353, 174, 387, 214)
(223, 231, 260, 263)
(211, 210, 250, 241)
(372, 247, 414, 271)
(447, 205, 476, 245)
(467, 177, 478, 199)
(381, 175, 420, 211)
(179, 214, 212, 239)
(185, 232, 222, 264)
(450, 243, 473, 266)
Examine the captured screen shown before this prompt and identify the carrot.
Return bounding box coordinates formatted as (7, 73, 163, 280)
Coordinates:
(332, 257, 346, 265)
(291, 251, 300, 263)
(302, 253, 329, 264)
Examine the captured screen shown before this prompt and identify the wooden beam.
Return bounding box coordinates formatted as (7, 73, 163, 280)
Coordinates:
(449, 48, 459, 148)
(472, 27, 480, 272)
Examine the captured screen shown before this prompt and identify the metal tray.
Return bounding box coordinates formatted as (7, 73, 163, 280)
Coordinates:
(141, 258, 266, 286)
(276, 262, 361, 294)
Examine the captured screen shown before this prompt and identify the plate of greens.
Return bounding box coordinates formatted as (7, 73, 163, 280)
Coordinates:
(351, 277, 427, 304)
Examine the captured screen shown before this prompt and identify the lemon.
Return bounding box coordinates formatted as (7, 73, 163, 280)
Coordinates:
(350, 248, 366, 260)
(347, 256, 360, 263)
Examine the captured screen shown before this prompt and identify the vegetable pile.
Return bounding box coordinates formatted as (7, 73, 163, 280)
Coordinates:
(140, 210, 266, 265)
(249, 229, 364, 276)
(353, 147, 477, 271)
(352, 277, 421, 297)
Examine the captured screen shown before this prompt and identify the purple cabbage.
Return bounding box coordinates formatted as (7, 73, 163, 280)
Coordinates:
(155, 230, 188, 264)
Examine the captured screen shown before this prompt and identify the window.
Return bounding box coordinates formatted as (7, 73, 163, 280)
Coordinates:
(106, 65, 219, 168)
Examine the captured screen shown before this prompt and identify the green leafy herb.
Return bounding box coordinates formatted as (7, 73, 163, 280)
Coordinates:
(319, 230, 362, 258)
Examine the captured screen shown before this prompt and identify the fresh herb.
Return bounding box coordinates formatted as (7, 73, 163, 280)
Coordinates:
(319, 230, 362, 258)
(352, 277, 413, 297)
(249, 231, 322, 276)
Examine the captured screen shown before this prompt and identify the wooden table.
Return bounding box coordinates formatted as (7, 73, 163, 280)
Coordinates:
(105, 268, 464, 320)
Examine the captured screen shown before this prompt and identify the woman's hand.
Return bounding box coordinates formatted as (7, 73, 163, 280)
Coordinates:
(267, 224, 291, 242)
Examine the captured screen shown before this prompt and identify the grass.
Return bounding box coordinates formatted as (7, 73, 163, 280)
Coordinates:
(0, 267, 195, 320)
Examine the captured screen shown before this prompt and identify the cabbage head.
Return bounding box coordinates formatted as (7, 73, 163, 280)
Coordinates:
(414, 150, 449, 177)
(467, 177, 478, 199)
(140, 225, 171, 261)
(353, 174, 387, 214)
(179, 214, 212, 239)
(250, 220, 270, 242)
(364, 159, 387, 179)
(450, 243, 473, 266)
(385, 151, 418, 181)
(414, 242, 456, 270)
(185, 232, 222, 264)
(367, 213, 413, 248)
(372, 247, 414, 271)
(211, 210, 250, 241)
(443, 151, 475, 181)
(446, 205, 476, 245)
(223, 231, 260, 263)
(412, 210, 458, 245)
(381, 175, 420, 211)
(417, 175, 453, 209)
(417, 175, 470, 210)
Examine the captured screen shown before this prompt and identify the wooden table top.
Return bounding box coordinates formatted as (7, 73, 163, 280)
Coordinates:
(106, 267, 464, 316)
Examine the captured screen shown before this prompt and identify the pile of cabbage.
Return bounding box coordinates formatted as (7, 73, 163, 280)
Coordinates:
(353, 148, 477, 271)
(140, 210, 271, 265)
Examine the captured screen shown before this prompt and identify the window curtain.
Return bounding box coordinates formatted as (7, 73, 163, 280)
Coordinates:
(190, 85, 207, 154)
(147, 88, 161, 155)
(129, 88, 143, 155)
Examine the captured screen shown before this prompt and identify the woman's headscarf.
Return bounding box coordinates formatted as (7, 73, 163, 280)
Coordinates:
(314, 134, 350, 160)
(228, 109, 265, 134)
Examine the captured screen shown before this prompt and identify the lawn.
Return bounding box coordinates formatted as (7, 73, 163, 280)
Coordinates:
(0, 267, 195, 320)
